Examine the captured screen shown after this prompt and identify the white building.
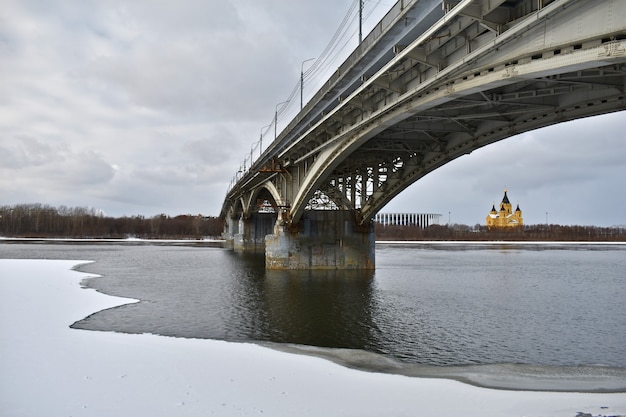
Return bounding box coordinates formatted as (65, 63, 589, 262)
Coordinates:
(374, 212, 442, 228)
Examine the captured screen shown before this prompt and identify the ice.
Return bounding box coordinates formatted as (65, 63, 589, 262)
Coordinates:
(1, 258, 625, 417)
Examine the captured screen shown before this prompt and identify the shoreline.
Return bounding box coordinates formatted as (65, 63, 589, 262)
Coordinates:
(2, 236, 625, 246)
(266, 343, 626, 393)
(0, 236, 224, 247)
(377, 240, 626, 246)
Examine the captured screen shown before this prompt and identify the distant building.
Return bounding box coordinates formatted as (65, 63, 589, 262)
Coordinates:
(486, 189, 523, 228)
(374, 212, 441, 228)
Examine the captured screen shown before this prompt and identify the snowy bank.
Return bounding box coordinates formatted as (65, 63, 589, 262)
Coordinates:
(0, 259, 625, 417)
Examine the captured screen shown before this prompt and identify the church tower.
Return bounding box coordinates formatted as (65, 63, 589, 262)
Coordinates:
(486, 189, 523, 228)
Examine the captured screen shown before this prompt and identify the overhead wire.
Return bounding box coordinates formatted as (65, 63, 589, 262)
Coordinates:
(304, 0, 360, 77)
(271, 0, 362, 142)
(303, 0, 387, 93)
(231, 0, 391, 191)
(280, 0, 361, 121)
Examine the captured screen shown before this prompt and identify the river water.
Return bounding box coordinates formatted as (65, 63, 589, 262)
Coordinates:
(2, 241, 625, 390)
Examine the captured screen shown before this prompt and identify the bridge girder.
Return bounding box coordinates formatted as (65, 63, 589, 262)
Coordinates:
(223, 0, 626, 230)
(306, 59, 626, 224)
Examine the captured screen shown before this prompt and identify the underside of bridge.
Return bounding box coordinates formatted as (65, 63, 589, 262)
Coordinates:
(222, 0, 626, 269)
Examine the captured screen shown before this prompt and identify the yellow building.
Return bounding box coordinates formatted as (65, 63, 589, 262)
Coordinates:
(486, 189, 523, 228)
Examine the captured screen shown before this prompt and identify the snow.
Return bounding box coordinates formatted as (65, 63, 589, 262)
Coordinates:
(1, 259, 625, 417)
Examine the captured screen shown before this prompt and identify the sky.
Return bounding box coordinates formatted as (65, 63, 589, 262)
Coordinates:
(1, 0, 625, 227)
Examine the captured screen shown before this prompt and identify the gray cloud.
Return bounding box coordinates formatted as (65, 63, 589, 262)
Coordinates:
(0, 137, 115, 186)
(1, 0, 625, 225)
(0, 136, 56, 168)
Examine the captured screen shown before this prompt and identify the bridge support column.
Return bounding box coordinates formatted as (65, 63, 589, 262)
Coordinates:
(232, 213, 277, 253)
(222, 216, 238, 249)
(265, 210, 375, 270)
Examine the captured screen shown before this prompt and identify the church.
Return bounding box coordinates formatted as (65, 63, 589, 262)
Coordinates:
(486, 189, 523, 228)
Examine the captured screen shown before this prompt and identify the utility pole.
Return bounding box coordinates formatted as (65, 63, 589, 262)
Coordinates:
(359, 0, 363, 43)
(275, 101, 289, 140)
(259, 125, 270, 157)
(300, 58, 315, 110)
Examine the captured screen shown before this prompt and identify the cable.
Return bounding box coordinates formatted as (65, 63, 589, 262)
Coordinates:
(275, 0, 362, 128)
(234, 0, 395, 186)
(305, 0, 359, 76)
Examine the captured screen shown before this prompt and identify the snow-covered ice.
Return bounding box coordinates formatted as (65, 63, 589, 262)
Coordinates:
(1, 258, 625, 417)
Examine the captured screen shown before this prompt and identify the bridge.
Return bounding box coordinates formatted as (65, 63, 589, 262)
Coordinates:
(221, 0, 626, 269)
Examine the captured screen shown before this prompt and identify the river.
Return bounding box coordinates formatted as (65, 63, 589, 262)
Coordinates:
(2, 240, 625, 390)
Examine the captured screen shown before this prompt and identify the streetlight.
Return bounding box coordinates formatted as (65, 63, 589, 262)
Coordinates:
(259, 124, 271, 157)
(300, 58, 315, 110)
(275, 100, 289, 140)
(358, 0, 363, 43)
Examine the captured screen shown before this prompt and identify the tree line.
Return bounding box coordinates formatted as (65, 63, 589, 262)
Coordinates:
(0, 204, 223, 239)
(2, 204, 624, 241)
(375, 223, 626, 241)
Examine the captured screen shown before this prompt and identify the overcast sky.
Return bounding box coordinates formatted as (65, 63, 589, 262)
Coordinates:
(2, 0, 625, 227)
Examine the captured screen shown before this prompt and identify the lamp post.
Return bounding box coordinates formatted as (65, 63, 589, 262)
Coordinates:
(275, 100, 289, 140)
(300, 58, 315, 110)
(358, 0, 363, 43)
(259, 124, 270, 157)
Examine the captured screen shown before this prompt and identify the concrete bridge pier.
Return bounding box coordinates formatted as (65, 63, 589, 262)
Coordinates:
(265, 211, 375, 270)
(230, 213, 277, 253)
(222, 216, 237, 249)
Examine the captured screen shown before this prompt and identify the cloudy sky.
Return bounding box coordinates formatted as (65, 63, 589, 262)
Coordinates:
(1, 0, 625, 227)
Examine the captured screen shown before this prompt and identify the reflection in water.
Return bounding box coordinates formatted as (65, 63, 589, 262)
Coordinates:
(261, 269, 376, 348)
(221, 251, 377, 349)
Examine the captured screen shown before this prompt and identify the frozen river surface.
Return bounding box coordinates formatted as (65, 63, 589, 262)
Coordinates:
(2, 241, 626, 416)
(2, 240, 625, 391)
